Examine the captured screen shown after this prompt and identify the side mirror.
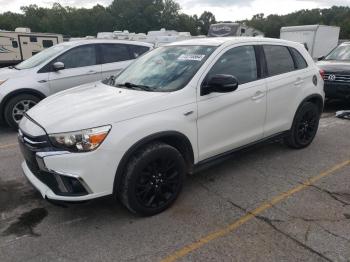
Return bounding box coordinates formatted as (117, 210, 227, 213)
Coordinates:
(317, 56, 325, 61)
(53, 62, 65, 71)
(201, 74, 239, 96)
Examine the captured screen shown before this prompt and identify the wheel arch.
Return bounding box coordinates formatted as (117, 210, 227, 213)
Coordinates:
(289, 93, 324, 131)
(113, 131, 195, 194)
(0, 89, 46, 119)
(300, 94, 324, 114)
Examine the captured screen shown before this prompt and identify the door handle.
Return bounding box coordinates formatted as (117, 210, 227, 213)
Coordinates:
(251, 91, 265, 101)
(294, 78, 304, 86)
(87, 70, 97, 75)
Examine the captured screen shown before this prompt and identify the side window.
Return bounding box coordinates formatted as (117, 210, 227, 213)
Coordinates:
(101, 44, 131, 64)
(56, 45, 97, 69)
(129, 45, 150, 58)
(12, 41, 18, 48)
(207, 45, 258, 85)
(43, 40, 53, 48)
(290, 47, 308, 69)
(263, 45, 295, 76)
(30, 36, 37, 42)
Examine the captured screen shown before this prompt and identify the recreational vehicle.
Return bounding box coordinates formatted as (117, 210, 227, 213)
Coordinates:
(0, 27, 63, 67)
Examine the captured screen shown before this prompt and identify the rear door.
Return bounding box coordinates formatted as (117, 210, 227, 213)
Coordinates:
(48, 44, 102, 94)
(262, 44, 309, 137)
(99, 44, 133, 80)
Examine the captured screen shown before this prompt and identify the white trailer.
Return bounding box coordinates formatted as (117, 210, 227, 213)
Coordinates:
(208, 23, 264, 37)
(280, 25, 340, 60)
(0, 27, 63, 67)
(97, 28, 192, 47)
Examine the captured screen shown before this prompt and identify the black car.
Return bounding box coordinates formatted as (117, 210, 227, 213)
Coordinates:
(317, 42, 350, 100)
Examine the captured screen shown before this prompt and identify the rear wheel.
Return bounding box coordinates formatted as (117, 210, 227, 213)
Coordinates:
(119, 142, 186, 216)
(284, 102, 320, 149)
(4, 94, 40, 129)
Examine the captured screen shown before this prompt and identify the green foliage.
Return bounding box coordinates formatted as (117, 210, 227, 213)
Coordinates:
(244, 6, 350, 39)
(3, 1, 348, 39)
(0, 0, 216, 37)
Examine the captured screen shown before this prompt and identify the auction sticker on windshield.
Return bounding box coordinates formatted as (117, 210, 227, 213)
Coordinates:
(178, 54, 205, 61)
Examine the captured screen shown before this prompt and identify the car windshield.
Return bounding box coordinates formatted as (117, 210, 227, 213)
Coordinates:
(109, 45, 216, 92)
(325, 44, 350, 61)
(15, 44, 71, 70)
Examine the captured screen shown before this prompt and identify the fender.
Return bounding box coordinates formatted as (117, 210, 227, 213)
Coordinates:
(0, 88, 46, 117)
(296, 93, 324, 115)
(113, 131, 195, 194)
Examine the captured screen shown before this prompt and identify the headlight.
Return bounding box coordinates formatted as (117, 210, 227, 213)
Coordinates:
(0, 79, 7, 85)
(49, 125, 111, 152)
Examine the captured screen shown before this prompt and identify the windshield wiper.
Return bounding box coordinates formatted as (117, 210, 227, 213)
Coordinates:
(116, 82, 153, 91)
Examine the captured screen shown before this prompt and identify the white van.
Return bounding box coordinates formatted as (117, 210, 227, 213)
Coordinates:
(0, 39, 153, 127)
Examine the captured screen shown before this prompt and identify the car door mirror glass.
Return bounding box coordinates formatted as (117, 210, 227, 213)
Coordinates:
(53, 62, 65, 71)
(201, 74, 239, 96)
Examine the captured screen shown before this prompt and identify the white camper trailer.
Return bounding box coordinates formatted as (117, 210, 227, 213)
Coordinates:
(0, 27, 63, 67)
(280, 25, 340, 60)
(96, 28, 192, 47)
(208, 23, 264, 37)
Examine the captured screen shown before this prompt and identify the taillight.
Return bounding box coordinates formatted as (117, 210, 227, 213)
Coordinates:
(319, 69, 325, 79)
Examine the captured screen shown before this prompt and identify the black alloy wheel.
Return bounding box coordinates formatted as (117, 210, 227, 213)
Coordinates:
(135, 157, 181, 209)
(295, 109, 318, 145)
(120, 142, 186, 216)
(284, 102, 320, 149)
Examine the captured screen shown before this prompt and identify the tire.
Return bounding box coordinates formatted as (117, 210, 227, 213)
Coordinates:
(4, 94, 41, 129)
(119, 142, 186, 216)
(284, 102, 320, 149)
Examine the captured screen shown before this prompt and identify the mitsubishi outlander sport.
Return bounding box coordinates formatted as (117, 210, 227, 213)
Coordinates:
(18, 37, 325, 216)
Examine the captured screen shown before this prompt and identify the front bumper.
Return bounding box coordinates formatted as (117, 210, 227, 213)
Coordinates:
(22, 161, 98, 202)
(21, 156, 108, 202)
(324, 81, 350, 99)
(19, 130, 112, 202)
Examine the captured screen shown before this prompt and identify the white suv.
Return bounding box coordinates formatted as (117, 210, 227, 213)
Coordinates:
(18, 37, 324, 216)
(0, 39, 153, 128)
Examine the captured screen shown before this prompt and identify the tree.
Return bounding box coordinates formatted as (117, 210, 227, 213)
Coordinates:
(2, 3, 350, 39)
(198, 11, 216, 35)
(161, 0, 181, 29)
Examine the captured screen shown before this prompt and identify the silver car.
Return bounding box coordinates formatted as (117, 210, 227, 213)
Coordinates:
(0, 39, 153, 128)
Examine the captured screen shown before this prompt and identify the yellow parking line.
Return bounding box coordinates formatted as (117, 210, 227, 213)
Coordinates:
(161, 159, 350, 262)
(0, 143, 18, 150)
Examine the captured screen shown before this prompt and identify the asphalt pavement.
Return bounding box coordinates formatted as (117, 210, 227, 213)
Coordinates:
(0, 101, 349, 262)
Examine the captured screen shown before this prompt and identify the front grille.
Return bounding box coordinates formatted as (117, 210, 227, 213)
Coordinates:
(324, 73, 350, 83)
(18, 130, 51, 175)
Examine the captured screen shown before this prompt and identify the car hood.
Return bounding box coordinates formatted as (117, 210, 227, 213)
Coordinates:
(26, 81, 170, 133)
(0, 67, 32, 79)
(317, 60, 350, 73)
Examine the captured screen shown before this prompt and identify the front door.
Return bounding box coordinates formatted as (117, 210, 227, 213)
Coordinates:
(48, 44, 102, 94)
(197, 45, 267, 161)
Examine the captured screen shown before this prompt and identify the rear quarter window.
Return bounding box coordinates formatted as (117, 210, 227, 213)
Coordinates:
(129, 45, 150, 59)
(263, 45, 295, 76)
(289, 47, 308, 69)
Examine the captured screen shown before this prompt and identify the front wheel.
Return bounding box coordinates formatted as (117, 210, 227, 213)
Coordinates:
(4, 94, 40, 129)
(284, 102, 320, 149)
(119, 142, 186, 216)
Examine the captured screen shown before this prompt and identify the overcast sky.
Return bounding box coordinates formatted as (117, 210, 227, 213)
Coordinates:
(0, 0, 349, 20)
